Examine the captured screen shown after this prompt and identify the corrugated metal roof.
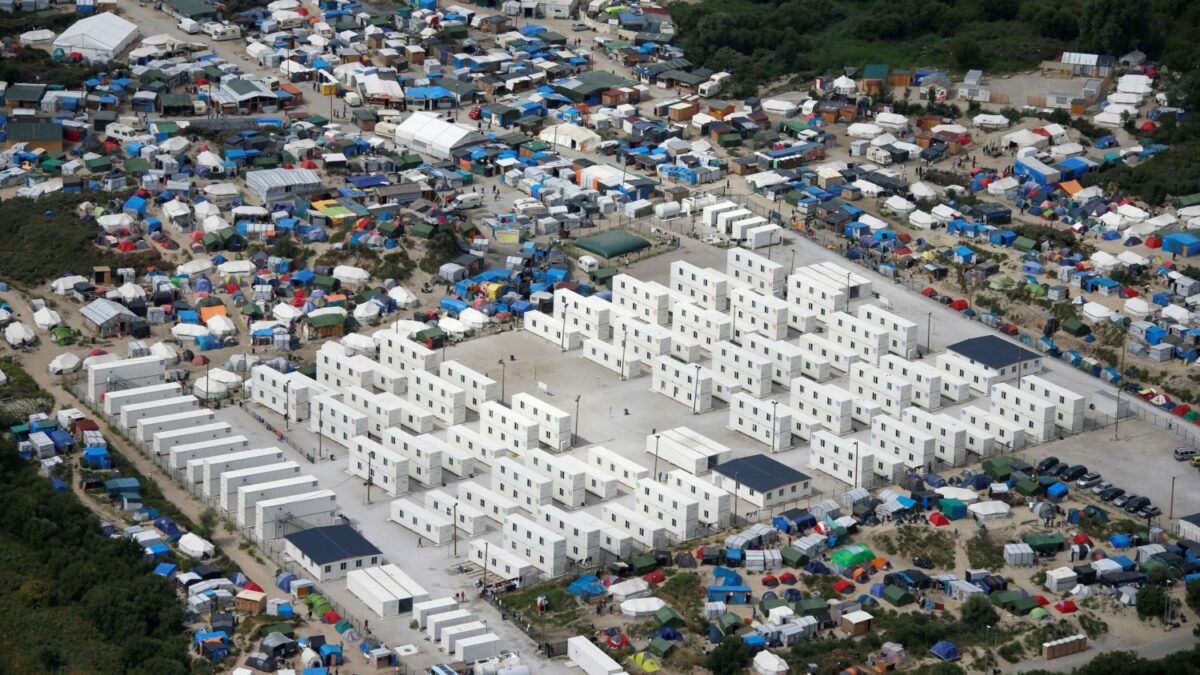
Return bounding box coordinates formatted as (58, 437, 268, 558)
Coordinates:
(80, 298, 135, 327)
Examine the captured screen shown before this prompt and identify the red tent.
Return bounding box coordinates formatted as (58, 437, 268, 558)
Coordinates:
(1146, 235, 1163, 248)
(604, 632, 628, 648)
(761, 574, 779, 588)
(779, 572, 797, 585)
(1055, 600, 1078, 613)
(1072, 534, 1092, 546)
(117, 240, 137, 252)
(833, 579, 854, 594)
(1034, 595, 1050, 606)
(1140, 121, 1156, 131)
(225, 282, 239, 293)
(243, 582, 264, 592)
(929, 512, 950, 526)
(301, 160, 319, 169)
(921, 287, 936, 297)
(642, 569, 665, 585)
(322, 610, 340, 624)
(949, 299, 969, 311)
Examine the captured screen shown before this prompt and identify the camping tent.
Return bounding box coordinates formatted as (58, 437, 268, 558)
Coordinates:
(48, 353, 82, 374)
(752, 650, 788, 675)
(930, 640, 961, 661)
(179, 533, 216, 559)
(621, 598, 665, 617)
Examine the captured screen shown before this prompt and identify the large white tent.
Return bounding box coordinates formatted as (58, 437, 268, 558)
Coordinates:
(53, 13, 140, 63)
(394, 111, 485, 159)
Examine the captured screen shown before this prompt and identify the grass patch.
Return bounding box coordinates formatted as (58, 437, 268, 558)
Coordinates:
(501, 579, 581, 628)
(997, 639, 1026, 663)
(655, 572, 704, 629)
(892, 525, 956, 569)
(1078, 612, 1109, 640)
(0, 356, 55, 428)
(965, 536, 1006, 571)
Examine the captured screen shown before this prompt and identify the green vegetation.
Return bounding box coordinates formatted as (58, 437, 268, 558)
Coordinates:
(1078, 612, 1109, 640)
(0, 357, 55, 428)
(1188, 580, 1200, 616)
(960, 594, 999, 629)
(1022, 647, 1200, 675)
(706, 636, 753, 675)
(655, 572, 704, 630)
(890, 525, 956, 569)
(0, 437, 190, 674)
(0, 193, 160, 287)
(499, 579, 580, 628)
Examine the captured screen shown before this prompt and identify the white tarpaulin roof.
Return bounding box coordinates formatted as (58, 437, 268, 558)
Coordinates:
(438, 317, 468, 336)
(967, 501, 1011, 519)
(935, 486, 979, 503)
(33, 307, 61, 330)
(846, 123, 883, 139)
(875, 112, 908, 129)
(118, 282, 146, 302)
(332, 265, 370, 285)
(387, 286, 418, 308)
(1124, 298, 1151, 316)
(931, 123, 967, 135)
(884, 195, 916, 215)
(620, 597, 665, 617)
(150, 341, 179, 363)
(4, 323, 35, 346)
(1117, 73, 1153, 95)
(218, 260, 256, 276)
(609, 577, 649, 600)
(353, 301, 382, 321)
(853, 179, 884, 197)
(973, 113, 1010, 129)
(48, 352, 81, 374)
(538, 124, 601, 151)
(51, 275, 88, 294)
(762, 98, 800, 115)
(54, 13, 140, 62)
(1002, 128, 1048, 148)
(988, 176, 1019, 195)
(98, 213, 134, 232)
(193, 377, 230, 400)
(753, 650, 788, 675)
(1083, 301, 1113, 322)
(178, 533, 216, 559)
(177, 258, 213, 276)
(909, 210, 935, 228)
(459, 307, 489, 329)
(205, 315, 236, 337)
(20, 29, 56, 45)
(394, 111, 486, 159)
(171, 323, 211, 339)
(910, 182, 937, 200)
(274, 303, 304, 321)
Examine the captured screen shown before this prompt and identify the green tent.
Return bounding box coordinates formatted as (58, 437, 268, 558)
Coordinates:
(780, 547, 807, 568)
(718, 612, 742, 634)
(313, 275, 339, 292)
(1013, 236, 1036, 252)
(1062, 318, 1090, 337)
(50, 326, 73, 344)
(241, 303, 264, 318)
(85, 156, 112, 173)
(304, 593, 327, 607)
(260, 623, 295, 638)
(982, 457, 1013, 481)
(990, 590, 1021, 609)
(759, 597, 788, 615)
(631, 553, 657, 574)
(1010, 597, 1041, 615)
(830, 544, 875, 569)
(648, 637, 674, 657)
(1014, 478, 1041, 496)
(575, 230, 650, 259)
(589, 267, 618, 289)
(883, 585, 913, 607)
(1029, 607, 1050, 620)
(654, 606, 684, 629)
(796, 597, 826, 615)
(1023, 533, 1064, 554)
(411, 223, 436, 239)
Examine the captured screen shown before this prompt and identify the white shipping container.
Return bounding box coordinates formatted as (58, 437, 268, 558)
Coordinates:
(173, 435, 250, 475)
(136, 409, 216, 443)
(568, 636, 625, 675)
(455, 633, 501, 662)
(427, 608, 474, 641)
(413, 597, 459, 629)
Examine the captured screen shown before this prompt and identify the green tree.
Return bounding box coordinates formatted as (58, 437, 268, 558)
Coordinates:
(1135, 583, 1167, 621)
(1078, 0, 1148, 54)
(960, 594, 999, 629)
(951, 37, 983, 70)
(1187, 580, 1200, 616)
(706, 636, 753, 675)
(197, 507, 219, 539)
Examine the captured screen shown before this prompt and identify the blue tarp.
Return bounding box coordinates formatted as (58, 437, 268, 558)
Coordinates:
(712, 567, 742, 586)
(931, 640, 961, 661)
(154, 562, 177, 577)
(567, 575, 605, 597)
(1110, 555, 1136, 571)
(1110, 534, 1133, 549)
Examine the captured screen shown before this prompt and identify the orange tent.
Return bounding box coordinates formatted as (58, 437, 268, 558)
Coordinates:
(1060, 180, 1083, 196)
(198, 305, 227, 322)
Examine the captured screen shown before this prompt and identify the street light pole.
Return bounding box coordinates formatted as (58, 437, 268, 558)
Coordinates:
(452, 502, 458, 557)
(770, 400, 779, 454)
(284, 380, 291, 431)
(652, 433, 660, 480)
(692, 364, 702, 414)
(498, 358, 506, 402)
(1114, 340, 1126, 440)
(1169, 475, 1177, 520)
(926, 311, 933, 354)
(573, 394, 580, 446)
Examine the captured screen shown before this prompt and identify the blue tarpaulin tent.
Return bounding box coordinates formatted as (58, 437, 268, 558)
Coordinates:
(713, 567, 742, 586)
(154, 562, 177, 577)
(567, 575, 605, 598)
(931, 640, 961, 661)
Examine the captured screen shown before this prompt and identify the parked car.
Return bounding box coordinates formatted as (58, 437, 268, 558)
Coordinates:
(1124, 496, 1151, 513)
(1174, 447, 1199, 461)
(1100, 487, 1125, 502)
(1091, 480, 1113, 495)
(1061, 465, 1088, 482)
(1037, 456, 1060, 473)
(1113, 493, 1137, 508)
(571, 21, 588, 31)
(1139, 505, 1163, 518)
(1047, 462, 1070, 477)
(1077, 472, 1102, 488)
(912, 557, 935, 569)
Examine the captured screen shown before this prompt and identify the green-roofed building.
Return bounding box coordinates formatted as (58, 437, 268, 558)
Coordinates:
(575, 230, 650, 260)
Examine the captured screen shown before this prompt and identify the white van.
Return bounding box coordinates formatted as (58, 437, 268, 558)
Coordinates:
(104, 123, 140, 143)
(451, 193, 483, 209)
(202, 22, 242, 41)
(178, 18, 201, 34)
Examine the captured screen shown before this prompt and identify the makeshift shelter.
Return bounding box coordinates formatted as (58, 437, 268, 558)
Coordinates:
(930, 640, 961, 661)
(883, 585, 913, 606)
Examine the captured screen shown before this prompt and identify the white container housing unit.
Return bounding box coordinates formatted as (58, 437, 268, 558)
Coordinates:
(902, 407, 969, 466)
(635, 478, 700, 542)
(611, 314, 675, 367)
(613, 273, 671, 325)
(348, 435, 410, 497)
(582, 337, 644, 378)
(406, 369, 467, 425)
(651, 356, 714, 412)
(587, 445, 649, 489)
(503, 512, 568, 579)
(255, 490, 338, 541)
(237, 475, 321, 527)
(383, 426, 444, 488)
(1019, 374, 1085, 434)
(346, 564, 430, 617)
(442, 622, 489, 655)
(937, 352, 1004, 396)
(524, 448, 589, 508)
(726, 247, 785, 297)
(959, 405, 1027, 451)
(850, 362, 912, 419)
(539, 503, 604, 563)
(809, 430, 873, 488)
(787, 269, 848, 322)
(648, 426, 733, 475)
(479, 400, 540, 454)
(439, 360, 498, 412)
(878, 354, 943, 410)
(249, 366, 336, 424)
(217, 460, 302, 513)
(468, 540, 535, 586)
(512, 392, 573, 451)
(447, 424, 509, 467)
(456, 634, 502, 663)
(827, 311, 889, 365)
(417, 432, 475, 478)
(741, 331, 830, 384)
(670, 260, 730, 310)
(309, 393, 369, 449)
(701, 200, 741, 229)
(318, 342, 406, 394)
(568, 635, 625, 675)
(730, 286, 790, 340)
(103, 382, 182, 416)
(424, 489, 488, 536)
(667, 469, 732, 529)
(87, 356, 167, 404)
(858, 304, 920, 358)
(524, 309, 583, 350)
(494, 456, 553, 513)
(869, 415, 935, 478)
(796, 333, 858, 374)
(413, 597, 459, 629)
(377, 331, 441, 374)
(389, 497, 454, 546)
(805, 261, 873, 301)
(457, 480, 519, 524)
(554, 288, 612, 341)
(712, 340, 772, 397)
(152, 422, 231, 457)
(790, 378, 854, 435)
(602, 500, 668, 549)
(170, 435, 250, 474)
(344, 385, 434, 438)
(989, 382, 1056, 443)
(136, 409, 216, 443)
(120, 395, 199, 430)
(200, 447, 285, 497)
(728, 392, 795, 451)
(427, 609, 474, 642)
(671, 301, 733, 354)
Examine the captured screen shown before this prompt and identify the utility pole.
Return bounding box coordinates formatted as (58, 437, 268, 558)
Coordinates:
(1169, 475, 1177, 520)
(452, 502, 458, 557)
(770, 400, 779, 454)
(364, 476, 374, 504)
(692, 364, 702, 414)
(926, 311, 933, 354)
(573, 395, 581, 446)
(497, 358, 507, 402)
(619, 337, 629, 380)
(284, 379, 291, 431)
(1114, 340, 1126, 440)
(652, 433, 660, 479)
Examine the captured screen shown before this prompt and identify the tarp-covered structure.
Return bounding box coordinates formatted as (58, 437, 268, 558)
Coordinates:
(54, 13, 140, 62)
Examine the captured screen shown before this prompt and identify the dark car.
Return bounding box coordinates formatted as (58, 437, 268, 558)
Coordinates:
(1139, 505, 1163, 519)
(912, 557, 935, 569)
(1048, 462, 1071, 477)
(1037, 456, 1060, 473)
(1124, 496, 1151, 513)
(1114, 493, 1138, 508)
(1100, 487, 1125, 502)
(1061, 465, 1088, 482)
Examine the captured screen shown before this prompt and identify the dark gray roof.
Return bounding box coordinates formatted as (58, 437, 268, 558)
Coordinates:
(283, 525, 380, 565)
(1181, 513, 1200, 526)
(712, 456, 810, 493)
(946, 335, 1040, 371)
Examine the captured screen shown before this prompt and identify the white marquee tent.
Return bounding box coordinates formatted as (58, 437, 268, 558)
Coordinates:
(53, 13, 140, 62)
